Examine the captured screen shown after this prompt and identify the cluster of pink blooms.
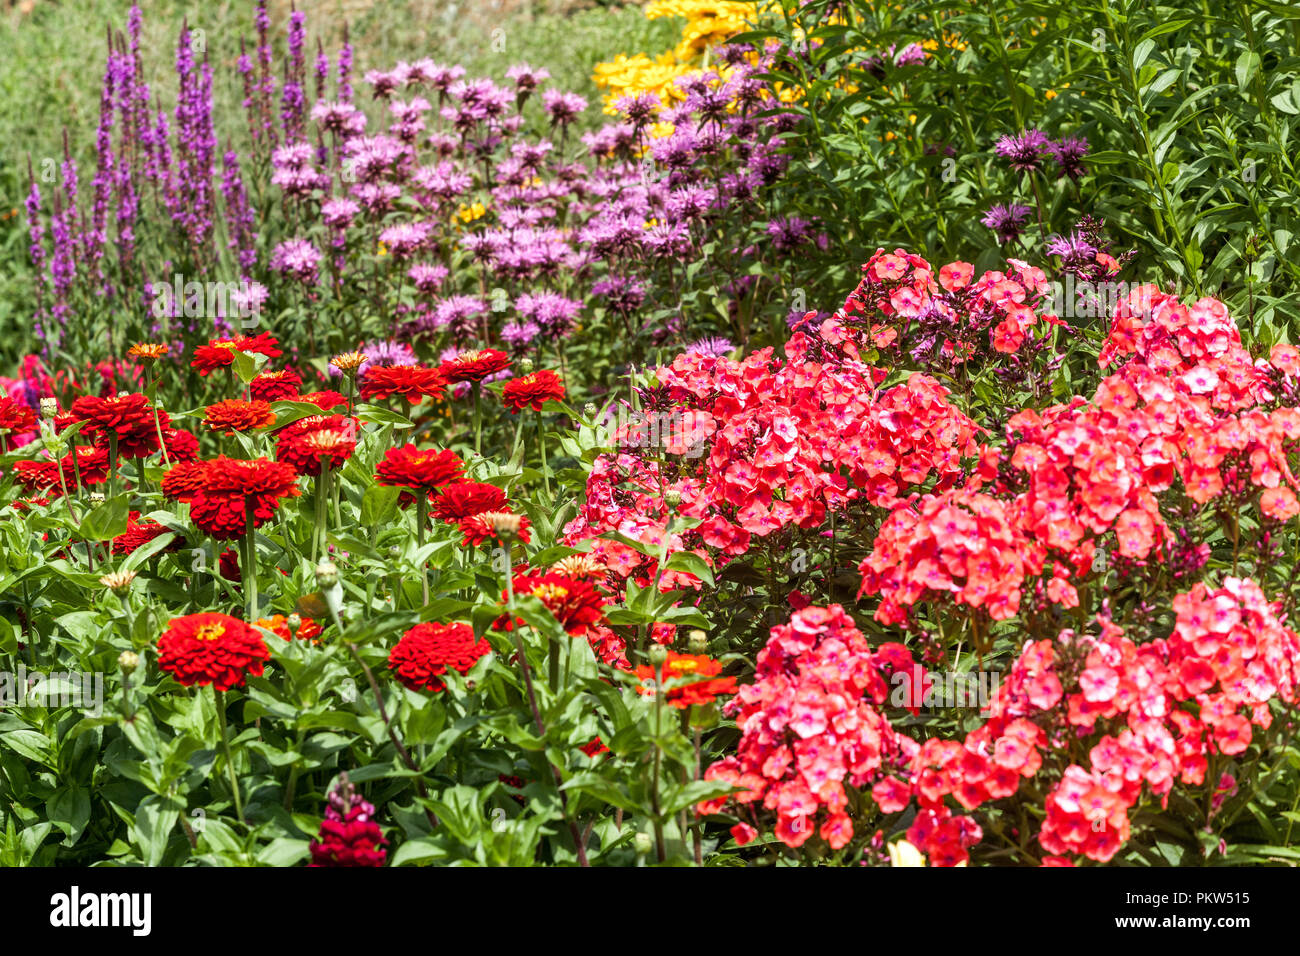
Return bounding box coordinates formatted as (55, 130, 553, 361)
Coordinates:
(838, 249, 1066, 362)
(698, 605, 918, 850)
(685, 250, 1300, 866)
(858, 489, 1047, 624)
(564, 318, 982, 595)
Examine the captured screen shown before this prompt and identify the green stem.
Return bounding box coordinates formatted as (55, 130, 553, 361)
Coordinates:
(416, 493, 430, 606)
(215, 688, 245, 825)
(243, 500, 258, 621)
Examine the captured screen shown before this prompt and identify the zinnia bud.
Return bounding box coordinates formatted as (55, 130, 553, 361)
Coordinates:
(647, 644, 668, 669)
(118, 651, 140, 674)
(315, 560, 340, 587)
(518, 357, 535, 374)
(287, 612, 303, 635)
(664, 489, 682, 508)
(89, 492, 105, 504)
(480, 510, 523, 541)
(688, 629, 708, 655)
(40, 397, 58, 418)
(633, 832, 653, 857)
(100, 569, 138, 596)
(330, 350, 366, 373)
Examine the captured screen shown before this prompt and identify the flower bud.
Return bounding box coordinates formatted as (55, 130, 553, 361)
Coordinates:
(100, 569, 137, 595)
(518, 357, 535, 374)
(633, 832, 654, 856)
(315, 560, 340, 588)
(118, 651, 140, 674)
(89, 492, 105, 505)
(664, 489, 682, 508)
(688, 629, 708, 655)
(647, 644, 668, 669)
(583, 402, 597, 419)
(481, 510, 523, 541)
(40, 397, 59, 419)
(287, 612, 303, 636)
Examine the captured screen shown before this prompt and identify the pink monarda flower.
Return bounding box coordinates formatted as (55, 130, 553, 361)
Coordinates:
(269, 238, 321, 284)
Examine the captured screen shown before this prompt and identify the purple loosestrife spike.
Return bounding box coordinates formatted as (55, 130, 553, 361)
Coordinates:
(220, 149, 258, 277)
(281, 8, 308, 143)
(338, 24, 353, 103)
(25, 162, 48, 339)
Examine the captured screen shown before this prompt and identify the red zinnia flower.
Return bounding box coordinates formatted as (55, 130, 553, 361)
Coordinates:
(249, 367, 304, 402)
(634, 651, 737, 709)
(59, 446, 110, 489)
(0, 396, 38, 451)
(12, 459, 60, 495)
(162, 459, 211, 502)
(297, 390, 349, 410)
(68, 393, 162, 458)
(501, 369, 565, 413)
(501, 572, 607, 635)
(156, 612, 271, 691)
(277, 414, 359, 476)
(387, 621, 490, 692)
(112, 512, 179, 556)
(219, 549, 241, 582)
(431, 480, 509, 521)
(190, 332, 283, 376)
(162, 427, 200, 461)
(203, 398, 277, 435)
(189, 455, 301, 539)
(439, 348, 511, 383)
(358, 365, 446, 404)
(374, 444, 464, 505)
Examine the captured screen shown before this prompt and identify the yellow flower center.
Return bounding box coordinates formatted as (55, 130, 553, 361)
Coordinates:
(532, 583, 570, 603)
(194, 623, 226, 641)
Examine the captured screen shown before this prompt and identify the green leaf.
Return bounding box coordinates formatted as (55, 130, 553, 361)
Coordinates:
(134, 794, 181, 867)
(47, 786, 92, 846)
(661, 551, 715, 588)
(361, 483, 402, 527)
(79, 494, 130, 542)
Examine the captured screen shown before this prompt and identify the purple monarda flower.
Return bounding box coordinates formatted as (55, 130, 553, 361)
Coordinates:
(516, 292, 583, 340)
(270, 238, 322, 285)
(893, 43, 927, 67)
(1045, 230, 1097, 270)
(542, 89, 587, 126)
(407, 263, 449, 294)
(378, 221, 432, 257)
(360, 339, 416, 374)
(500, 320, 541, 349)
(765, 215, 813, 251)
(686, 336, 734, 358)
(994, 129, 1051, 174)
(505, 63, 550, 97)
(1051, 136, 1089, 181)
(981, 203, 1033, 244)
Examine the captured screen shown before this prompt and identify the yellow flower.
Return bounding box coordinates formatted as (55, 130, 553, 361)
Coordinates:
(376, 241, 388, 257)
(1045, 89, 1057, 100)
(888, 840, 926, 867)
(456, 201, 487, 223)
